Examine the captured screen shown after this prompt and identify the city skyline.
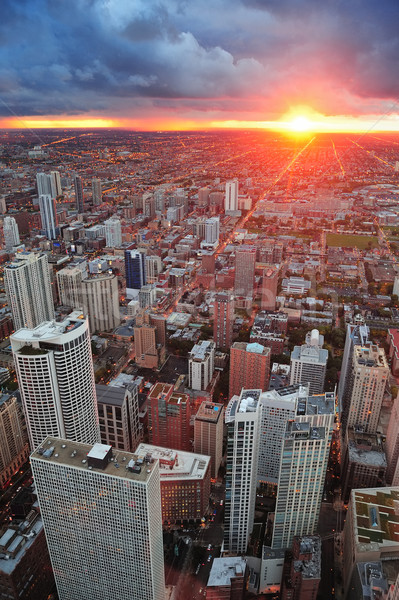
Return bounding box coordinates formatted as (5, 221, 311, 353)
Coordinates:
(1, 1, 399, 131)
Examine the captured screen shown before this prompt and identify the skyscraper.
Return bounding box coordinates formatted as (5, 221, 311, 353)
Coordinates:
(3, 216, 20, 251)
(96, 382, 141, 452)
(229, 342, 271, 399)
(344, 344, 389, 434)
(204, 217, 220, 245)
(104, 217, 122, 247)
(261, 267, 279, 311)
(385, 392, 399, 485)
(224, 389, 262, 554)
(31, 437, 165, 600)
(145, 255, 163, 284)
(5, 252, 54, 330)
(125, 249, 146, 299)
(234, 246, 256, 298)
(194, 401, 224, 478)
(289, 329, 328, 394)
(73, 174, 84, 213)
(0, 392, 29, 487)
(134, 324, 159, 368)
(36, 171, 61, 198)
(225, 179, 239, 213)
(338, 322, 369, 417)
(81, 274, 120, 333)
(188, 340, 215, 391)
(11, 312, 100, 449)
(148, 382, 191, 451)
(213, 293, 234, 349)
(38, 194, 58, 239)
(56, 265, 85, 309)
(92, 177, 102, 205)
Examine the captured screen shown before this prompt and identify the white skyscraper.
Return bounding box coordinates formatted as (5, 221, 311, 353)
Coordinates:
(104, 217, 122, 247)
(39, 194, 58, 239)
(5, 252, 54, 330)
(188, 340, 215, 391)
(272, 392, 335, 550)
(338, 323, 369, 418)
(145, 255, 163, 284)
(204, 217, 220, 244)
(50, 171, 62, 197)
(290, 329, 328, 394)
(56, 265, 85, 309)
(92, 178, 102, 205)
(31, 437, 165, 600)
(11, 312, 100, 449)
(224, 389, 262, 554)
(3, 216, 20, 251)
(36, 171, 61, 198)
(81, 274, 120, 333)
(225, 179, 239, 213)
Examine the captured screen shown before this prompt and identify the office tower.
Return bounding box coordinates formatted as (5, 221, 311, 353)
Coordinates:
(213, 293, 234, 349)
(261, 267, 279, 311)
(0, 506, 55, 600)
(125, 249, 146, 298)
(50, 170, 62, 197)
(3, 216, 20, 250)
(280, 536, 321, 600)
(338, 323, 369, 417)
(257, 385, 307, 485)
(37, 171, 61, 198)
(225, 179, 239, 213)
(224, 389, 262, 554)
(234, 246, 256, 298)
(73, 174, 84, 213)
(5, 252, 54, 330)
(343, 488, 399, 599)
(271, 393, 335, 550)
(81, 274, 120, 333)
(229, 342, 271, 399)
(194, 400, 224, 478)
(0, 393, 29, 488)
(341, 429, 386, 502)
(92, 177, 102, 205)
(145, 254, 162, 284)
(344, 344, 389, 434)
(56, 265, 84, 308)
(38, 193, 58, 239)
(289, 329, 328, 394)
(385, 392, 399, 484)
(206, 558, 248, 599)
(188, 340, 215, 391)
(204, 217, 220, 244)
(96, 382, 140, 452)
(134, 324, 159, 368)
(198, 187, 210, 208)
(11, 313, 99, 449)
(148, 383, 191, 451)
(139, 284, 156, 309)
(143, 195, 155, 218)
(31, 437, 165, 600)
(136, 443, 211, 524)
(104, 217, 122, 247)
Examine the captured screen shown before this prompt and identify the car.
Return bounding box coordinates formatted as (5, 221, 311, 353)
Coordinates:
(207, 544, 212, 550)
(207, 554, 212, 562)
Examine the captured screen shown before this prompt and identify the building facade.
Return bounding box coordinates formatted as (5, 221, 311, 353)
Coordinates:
(289, 330, 328, 395)
(38, 194, 58, 239)
(229, 342, 271, 399)
(234, 246, 256, 298)
(81, 274, 120, 333)
(213, 293, 234, 349)
(0, 393, 29, 488)
(188, 340, 215, 391)
(96, 382, 141, 452)
(104, 217, 122, 248)
(3, 216, 20, 251)
(194, 401, 224, 478)
(148, 383, 191, 451)
(125, 249, 146, 298)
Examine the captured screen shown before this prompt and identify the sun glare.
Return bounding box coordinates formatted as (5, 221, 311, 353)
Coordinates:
(290, 116, 312, 132)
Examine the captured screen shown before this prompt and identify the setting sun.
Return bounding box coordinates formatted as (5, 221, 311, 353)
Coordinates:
(289, 116, 312, 132)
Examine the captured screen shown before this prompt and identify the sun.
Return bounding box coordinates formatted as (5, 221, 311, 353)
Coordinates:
(289, 116, 312, 132)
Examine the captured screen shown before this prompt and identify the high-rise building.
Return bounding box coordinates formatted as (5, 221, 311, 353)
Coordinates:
(134, 324, 159, 368)
(338, 323, 369, 418)
(261, 268, 279, 311)
(385, 392, 399, 485)
(92, 178, 102, 205)
(344, 344, 389, 434)
(104, 217, 122, 247)
(188, 340, 215, 391)
(139, 285, 156, 309)
(81, 274, 120, 333)
(50, 170, 62, 197)
(229, 342, 271, 399)
(206, 557, 248, 600)
(125, 249, 146, 298)
(31, 437, 165, 600)
(234, 246, 256, 298)
(289, 329, 328, 395)
(224, 389, 262, 554)
(3, 216, 20, 251)
(280, 536, 321, 600)
(5, 252, 54, 330)
(56, 265, 85, 309)
(148, 383, 191, 451)
(204, 217, 220, 245)
(194, 401, 224, 478)
(145, 255, 163, 284)
(11, 312, 100, 449)
(96, 382, 141, 452)
(213, 293, 234, 349)
(198, 187, 210, 208)
(341, 429, 386, 502)
(0, 393, 29, 488)
(73, 174, 84, 213)
(37, 171, 61, 198)
(271, 393, 335, 549)
(225, 179, 239, 213)
(149, 313, 167, 347)
(38, 194, 58, 239)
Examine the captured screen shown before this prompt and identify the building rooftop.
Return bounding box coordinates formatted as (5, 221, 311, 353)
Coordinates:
(354, 344, 388, 369)
(0, 510, 44, 575)
(11, 311, 85, 343)
(351, 487, 399, 551)
(293, 535, 321, 580)
(135, 443, 210, 481)
(207, 556, 247, 587)
(31, 437, 156, 484)
(189, 340, 215, 361)
(195, 401, 224, 424)
(347, 430, 387, 468)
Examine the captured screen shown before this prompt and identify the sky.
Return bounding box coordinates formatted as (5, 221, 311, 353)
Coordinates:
(2, 0, 399, 131)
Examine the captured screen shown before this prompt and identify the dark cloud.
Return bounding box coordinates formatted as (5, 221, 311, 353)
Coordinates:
(0, 0, 399, 121)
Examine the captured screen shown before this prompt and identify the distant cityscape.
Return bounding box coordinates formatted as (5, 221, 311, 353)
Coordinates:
(1, 128, 399, 599)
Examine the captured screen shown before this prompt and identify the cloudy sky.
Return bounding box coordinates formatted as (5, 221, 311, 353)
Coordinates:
(2, 0, 399, 129)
